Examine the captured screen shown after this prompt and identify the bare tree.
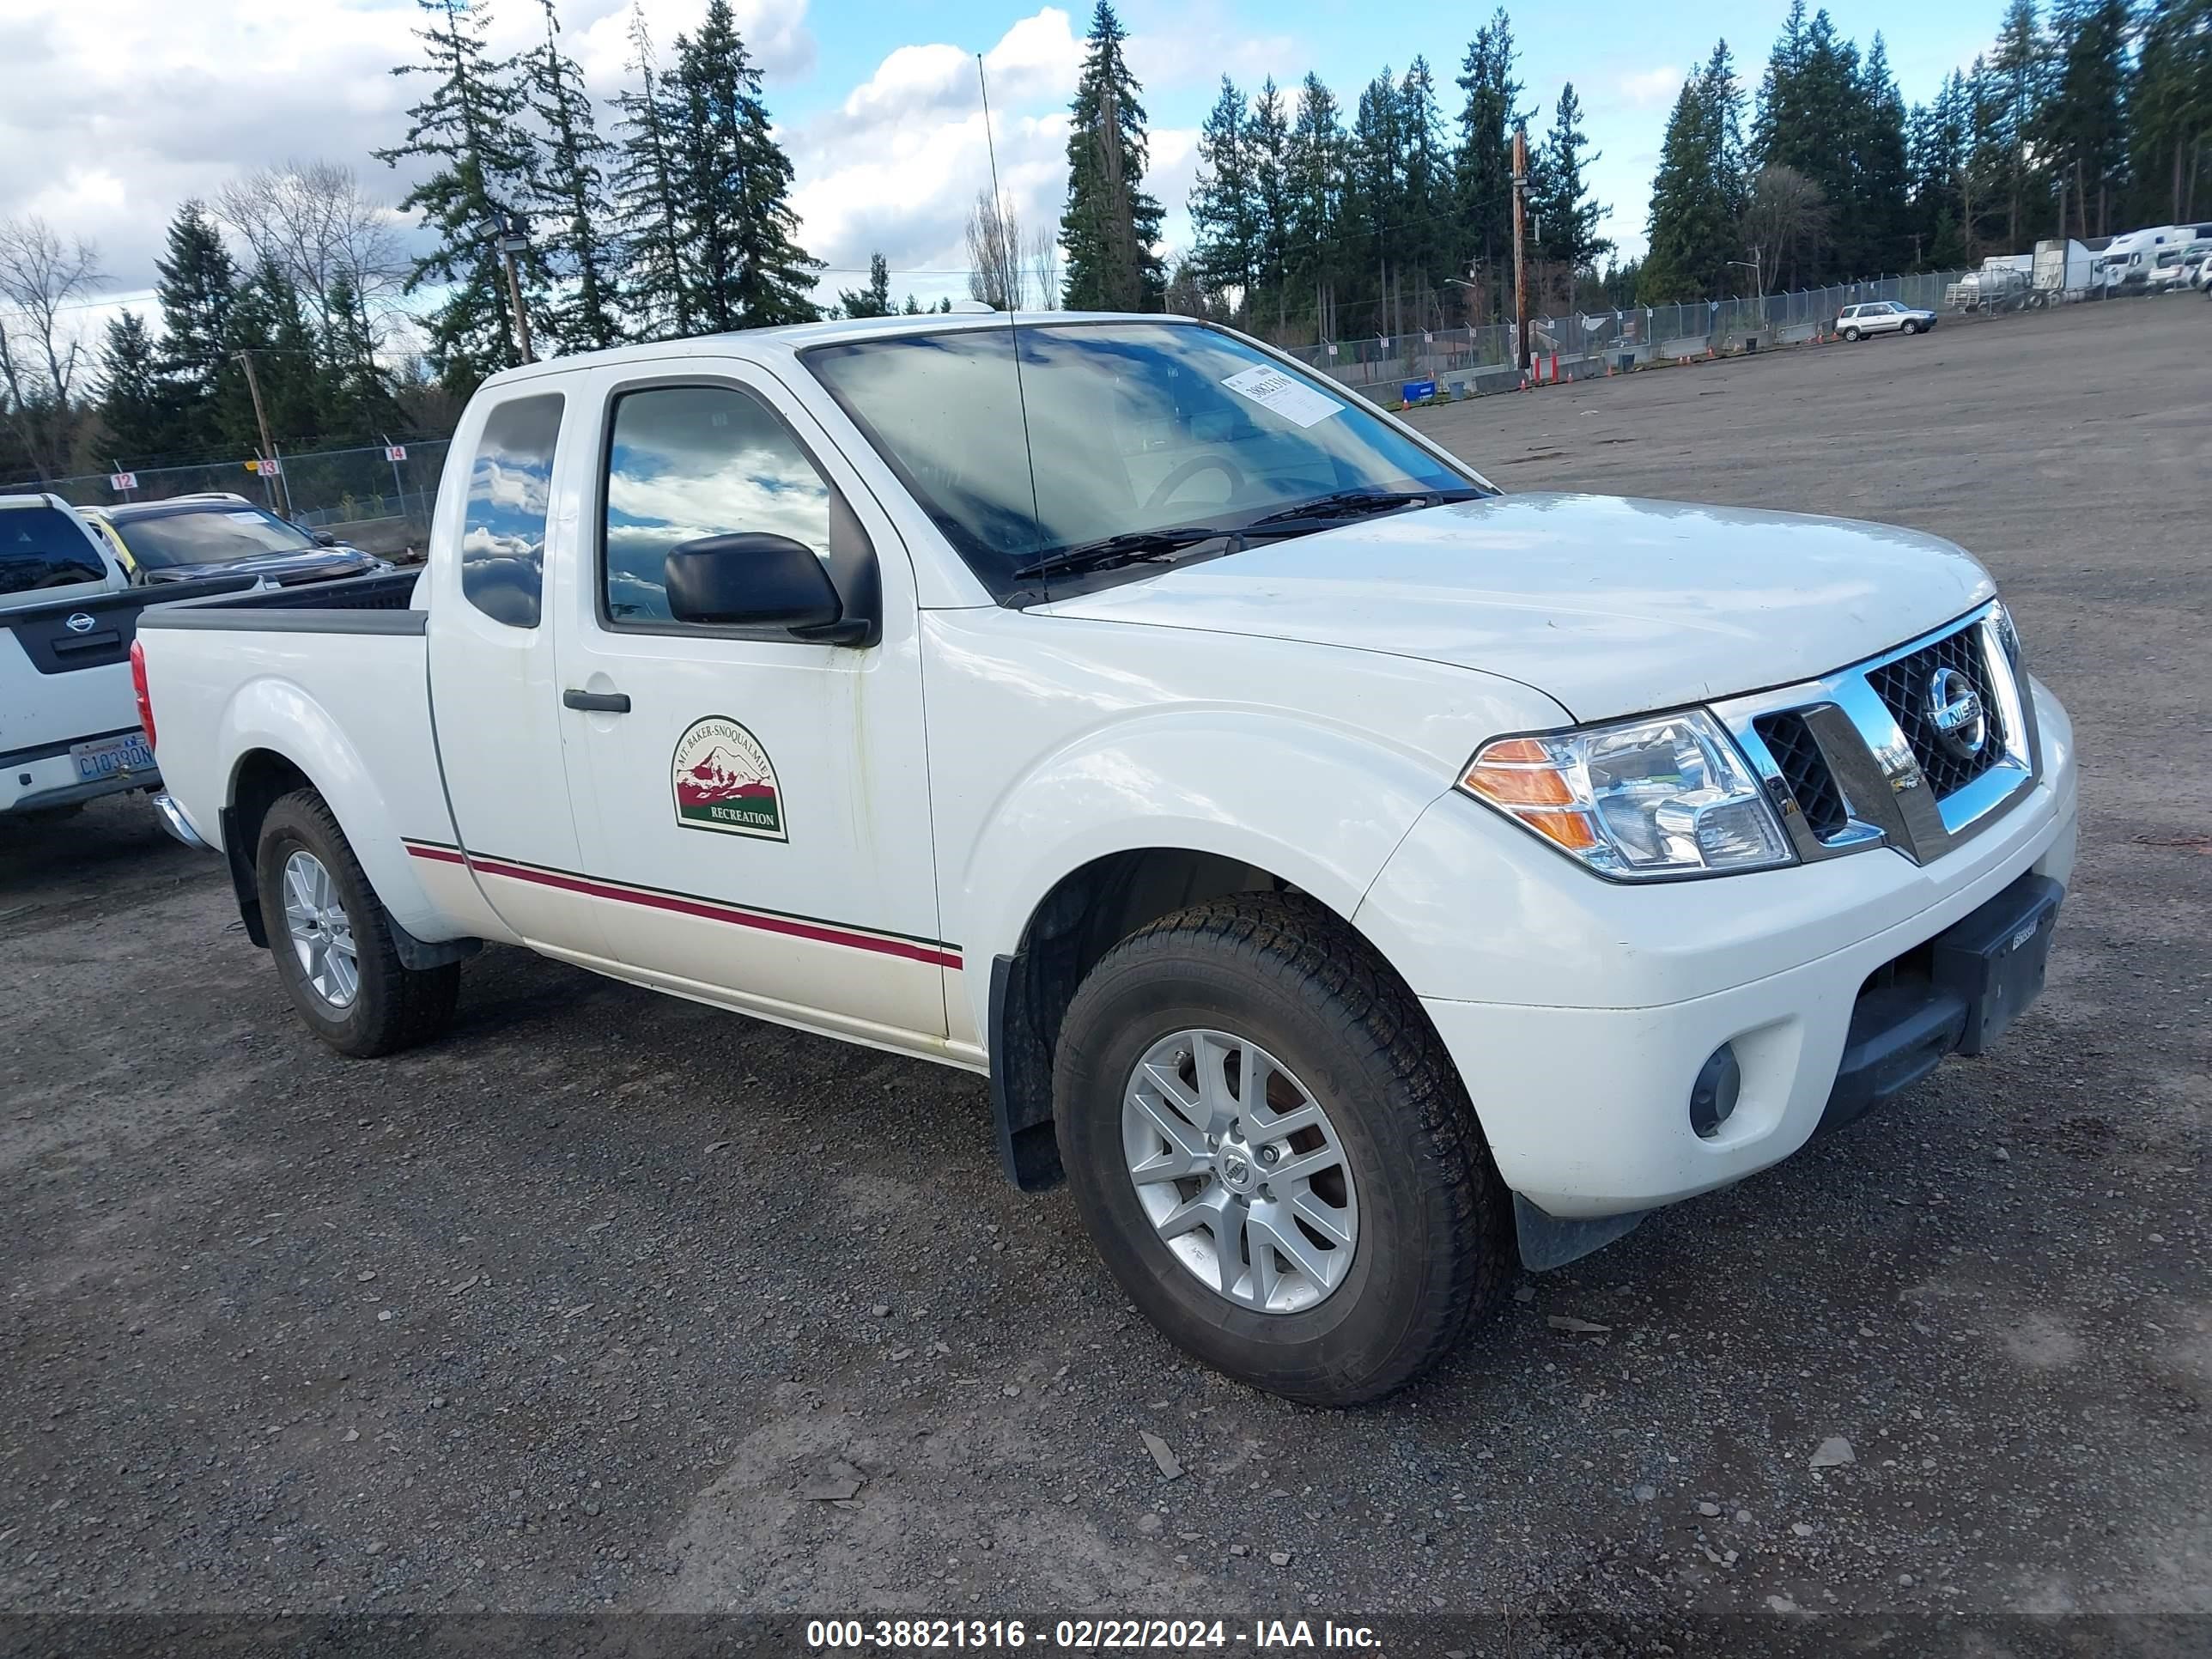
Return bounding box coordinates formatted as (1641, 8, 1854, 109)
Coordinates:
(964, 189, 1024, 311)
(1026, 220, 1061, 310)
(214, 160, 406, 325)
(1740, 166, 1830, 294)
(0, 216, 104, 483)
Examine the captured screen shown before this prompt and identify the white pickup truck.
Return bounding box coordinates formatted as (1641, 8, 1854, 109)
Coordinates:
(2, 492, 256, 820)
(136, 313, 2078, 1405)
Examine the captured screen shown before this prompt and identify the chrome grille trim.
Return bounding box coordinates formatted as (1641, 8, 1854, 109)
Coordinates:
(1715, 602, 2038, 866)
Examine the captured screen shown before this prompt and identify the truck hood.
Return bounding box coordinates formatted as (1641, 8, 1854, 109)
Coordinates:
(143, 548, 378, 586)
(1034, 492, 1996, 723)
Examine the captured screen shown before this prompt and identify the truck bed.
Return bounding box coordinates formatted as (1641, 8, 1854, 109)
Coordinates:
(134, 567, 467, 944)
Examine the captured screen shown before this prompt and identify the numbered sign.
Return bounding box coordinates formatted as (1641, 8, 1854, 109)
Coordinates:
(385, 445, 407, 463)
(108, 471, 137, 490)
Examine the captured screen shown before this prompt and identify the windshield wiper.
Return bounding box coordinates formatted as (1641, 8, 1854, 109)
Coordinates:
(1241, 486, 1487, 531)
(1011, 526, 1231, 581)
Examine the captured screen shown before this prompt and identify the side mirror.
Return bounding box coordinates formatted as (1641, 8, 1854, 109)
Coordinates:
(663, 532, 861, 641)
(312, 530, 339, 547)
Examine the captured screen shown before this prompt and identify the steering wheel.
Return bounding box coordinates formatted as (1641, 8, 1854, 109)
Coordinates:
(1144, 455, 1245, 511)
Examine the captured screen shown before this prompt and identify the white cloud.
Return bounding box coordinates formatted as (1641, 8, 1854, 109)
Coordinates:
(0, 0, 814, 298)
(1615, 66, 1683, 110)
(787, 9, 1087, 289)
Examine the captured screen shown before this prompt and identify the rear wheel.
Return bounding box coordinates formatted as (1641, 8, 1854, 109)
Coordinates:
(255, 789, 459, 1057)
(1841, 325, 1862, 341)
(1053, 893, 1511, 1406)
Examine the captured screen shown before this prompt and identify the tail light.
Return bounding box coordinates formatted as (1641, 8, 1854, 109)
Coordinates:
(130, 638, 156, 750)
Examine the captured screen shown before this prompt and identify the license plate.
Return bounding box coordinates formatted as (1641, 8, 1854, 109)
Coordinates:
(1932, 875, 2063, 1056)
(70, 732, 155, 782)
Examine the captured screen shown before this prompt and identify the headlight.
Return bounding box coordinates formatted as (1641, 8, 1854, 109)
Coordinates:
(1458, 709, 1796, 880)
(1992, 600, 2022, 669)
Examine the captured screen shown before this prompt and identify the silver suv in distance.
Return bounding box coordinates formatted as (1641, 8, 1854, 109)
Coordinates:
(1836, 301, 1937, 340)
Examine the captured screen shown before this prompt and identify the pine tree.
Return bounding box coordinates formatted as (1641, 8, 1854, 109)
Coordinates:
(1060, 1, 1166, 311)
(2128, 0, 2211, 224)
(1452, 8, 1525, 309)
(2044, 0, 2132, 238)
(1346, 67, 1406, 307)
(374, 0, 544, 392)
(320, 274, 402, 441)
(1284, 73, 1346, 318)
(1247, 78, 1293, 305)
(1908, 72, 1974, 261)
(610, 2, 694, 338)
(153, 202, 240, 453)
(97, 312, 176, 461)
(522, 0, 625, 352)
(1845, 35, 1912, 275)
(1988, 0, 2051, 247)
(1532, 83, 1612, 278)
(1641, 41, 1748, 302)
(837, 252, 894, 319)
(668, 0, 821, 333)
(224, 262, 325, 450)
(1191, 76, 1258, 306)
(1397, 58, 1451, 301)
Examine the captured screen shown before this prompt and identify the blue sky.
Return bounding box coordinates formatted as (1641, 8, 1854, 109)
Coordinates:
(4, 0, 2011, 325)
(763, 0, 2006, 301)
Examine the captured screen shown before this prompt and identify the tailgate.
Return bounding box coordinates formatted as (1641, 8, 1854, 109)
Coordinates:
(1, 576, 256, 760)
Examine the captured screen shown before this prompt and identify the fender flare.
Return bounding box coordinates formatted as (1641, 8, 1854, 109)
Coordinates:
(217, 678, 448, 944)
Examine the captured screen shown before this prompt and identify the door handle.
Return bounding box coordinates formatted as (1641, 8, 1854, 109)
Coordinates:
(562, 689, 631, 714)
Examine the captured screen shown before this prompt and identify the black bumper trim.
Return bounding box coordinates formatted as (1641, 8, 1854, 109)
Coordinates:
(1815, 872, 2062, 1137)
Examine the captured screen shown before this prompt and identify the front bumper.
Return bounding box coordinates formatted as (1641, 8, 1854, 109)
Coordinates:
(1365, 678, 2077, 1221)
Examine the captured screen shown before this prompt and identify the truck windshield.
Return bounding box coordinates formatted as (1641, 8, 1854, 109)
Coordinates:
(802, 320, 1481, 599)
(113, 504, 318, 569)
(1, 504, 106, 597)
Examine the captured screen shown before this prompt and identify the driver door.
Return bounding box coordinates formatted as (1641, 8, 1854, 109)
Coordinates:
(557, 361, 950, 1049)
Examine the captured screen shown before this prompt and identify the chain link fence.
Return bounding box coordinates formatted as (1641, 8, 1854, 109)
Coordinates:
(1281, 270, 2015, 395)
(9, 440, 453, 557)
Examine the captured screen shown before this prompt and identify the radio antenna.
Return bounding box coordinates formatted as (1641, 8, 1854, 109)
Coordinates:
(976, 51, 1047, 596)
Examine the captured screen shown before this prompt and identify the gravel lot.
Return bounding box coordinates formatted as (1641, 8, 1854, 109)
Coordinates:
(3, 298, 2205, 1646)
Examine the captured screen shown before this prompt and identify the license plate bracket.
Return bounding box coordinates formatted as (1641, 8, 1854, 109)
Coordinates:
(1930, 873, 2063, 1056)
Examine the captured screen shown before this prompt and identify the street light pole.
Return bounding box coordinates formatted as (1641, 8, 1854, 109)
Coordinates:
(489, 211, 535, 364)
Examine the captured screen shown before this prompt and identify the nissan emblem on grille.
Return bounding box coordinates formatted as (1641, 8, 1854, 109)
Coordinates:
(1924, 665, 1987, 760)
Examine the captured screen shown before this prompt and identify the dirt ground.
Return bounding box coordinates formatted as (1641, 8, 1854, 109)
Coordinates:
(3, 297, 2205, 1650)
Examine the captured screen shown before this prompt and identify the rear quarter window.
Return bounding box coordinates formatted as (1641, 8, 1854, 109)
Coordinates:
(0, 506, 106, 597)
(461, 394, 565, 628)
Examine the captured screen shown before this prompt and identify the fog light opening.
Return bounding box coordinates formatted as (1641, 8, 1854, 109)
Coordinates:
(1690, 1044, 1742, 1139)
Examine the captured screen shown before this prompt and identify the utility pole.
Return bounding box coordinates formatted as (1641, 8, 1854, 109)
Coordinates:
(232, 349, 291, 518)
(1510, 126, 1530, 374)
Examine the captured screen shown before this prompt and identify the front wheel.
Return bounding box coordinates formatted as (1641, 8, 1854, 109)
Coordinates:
(1054, 894, 1510, 1406)
(255, 789, 459, 1057)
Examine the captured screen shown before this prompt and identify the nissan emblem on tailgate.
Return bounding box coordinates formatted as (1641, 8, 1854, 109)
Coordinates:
(65, 611, 95, 634)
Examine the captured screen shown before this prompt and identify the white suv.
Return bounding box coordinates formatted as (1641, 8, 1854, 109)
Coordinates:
(1837, 301, 1937, 340)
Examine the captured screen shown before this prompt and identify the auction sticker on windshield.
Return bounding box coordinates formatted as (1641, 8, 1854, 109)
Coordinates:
(1220, 364, 1343, 428)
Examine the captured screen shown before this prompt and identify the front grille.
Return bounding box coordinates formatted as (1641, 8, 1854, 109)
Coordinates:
(1866, 623, 2006, 798)
(1753, 710, 1849, 839)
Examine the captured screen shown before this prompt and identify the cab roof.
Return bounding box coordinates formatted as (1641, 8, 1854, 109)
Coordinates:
(477, 311, 1202, 392)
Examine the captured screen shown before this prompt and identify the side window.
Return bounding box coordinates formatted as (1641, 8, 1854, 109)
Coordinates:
(462, 393, 564, 629)
(602, 384, 834, 626)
